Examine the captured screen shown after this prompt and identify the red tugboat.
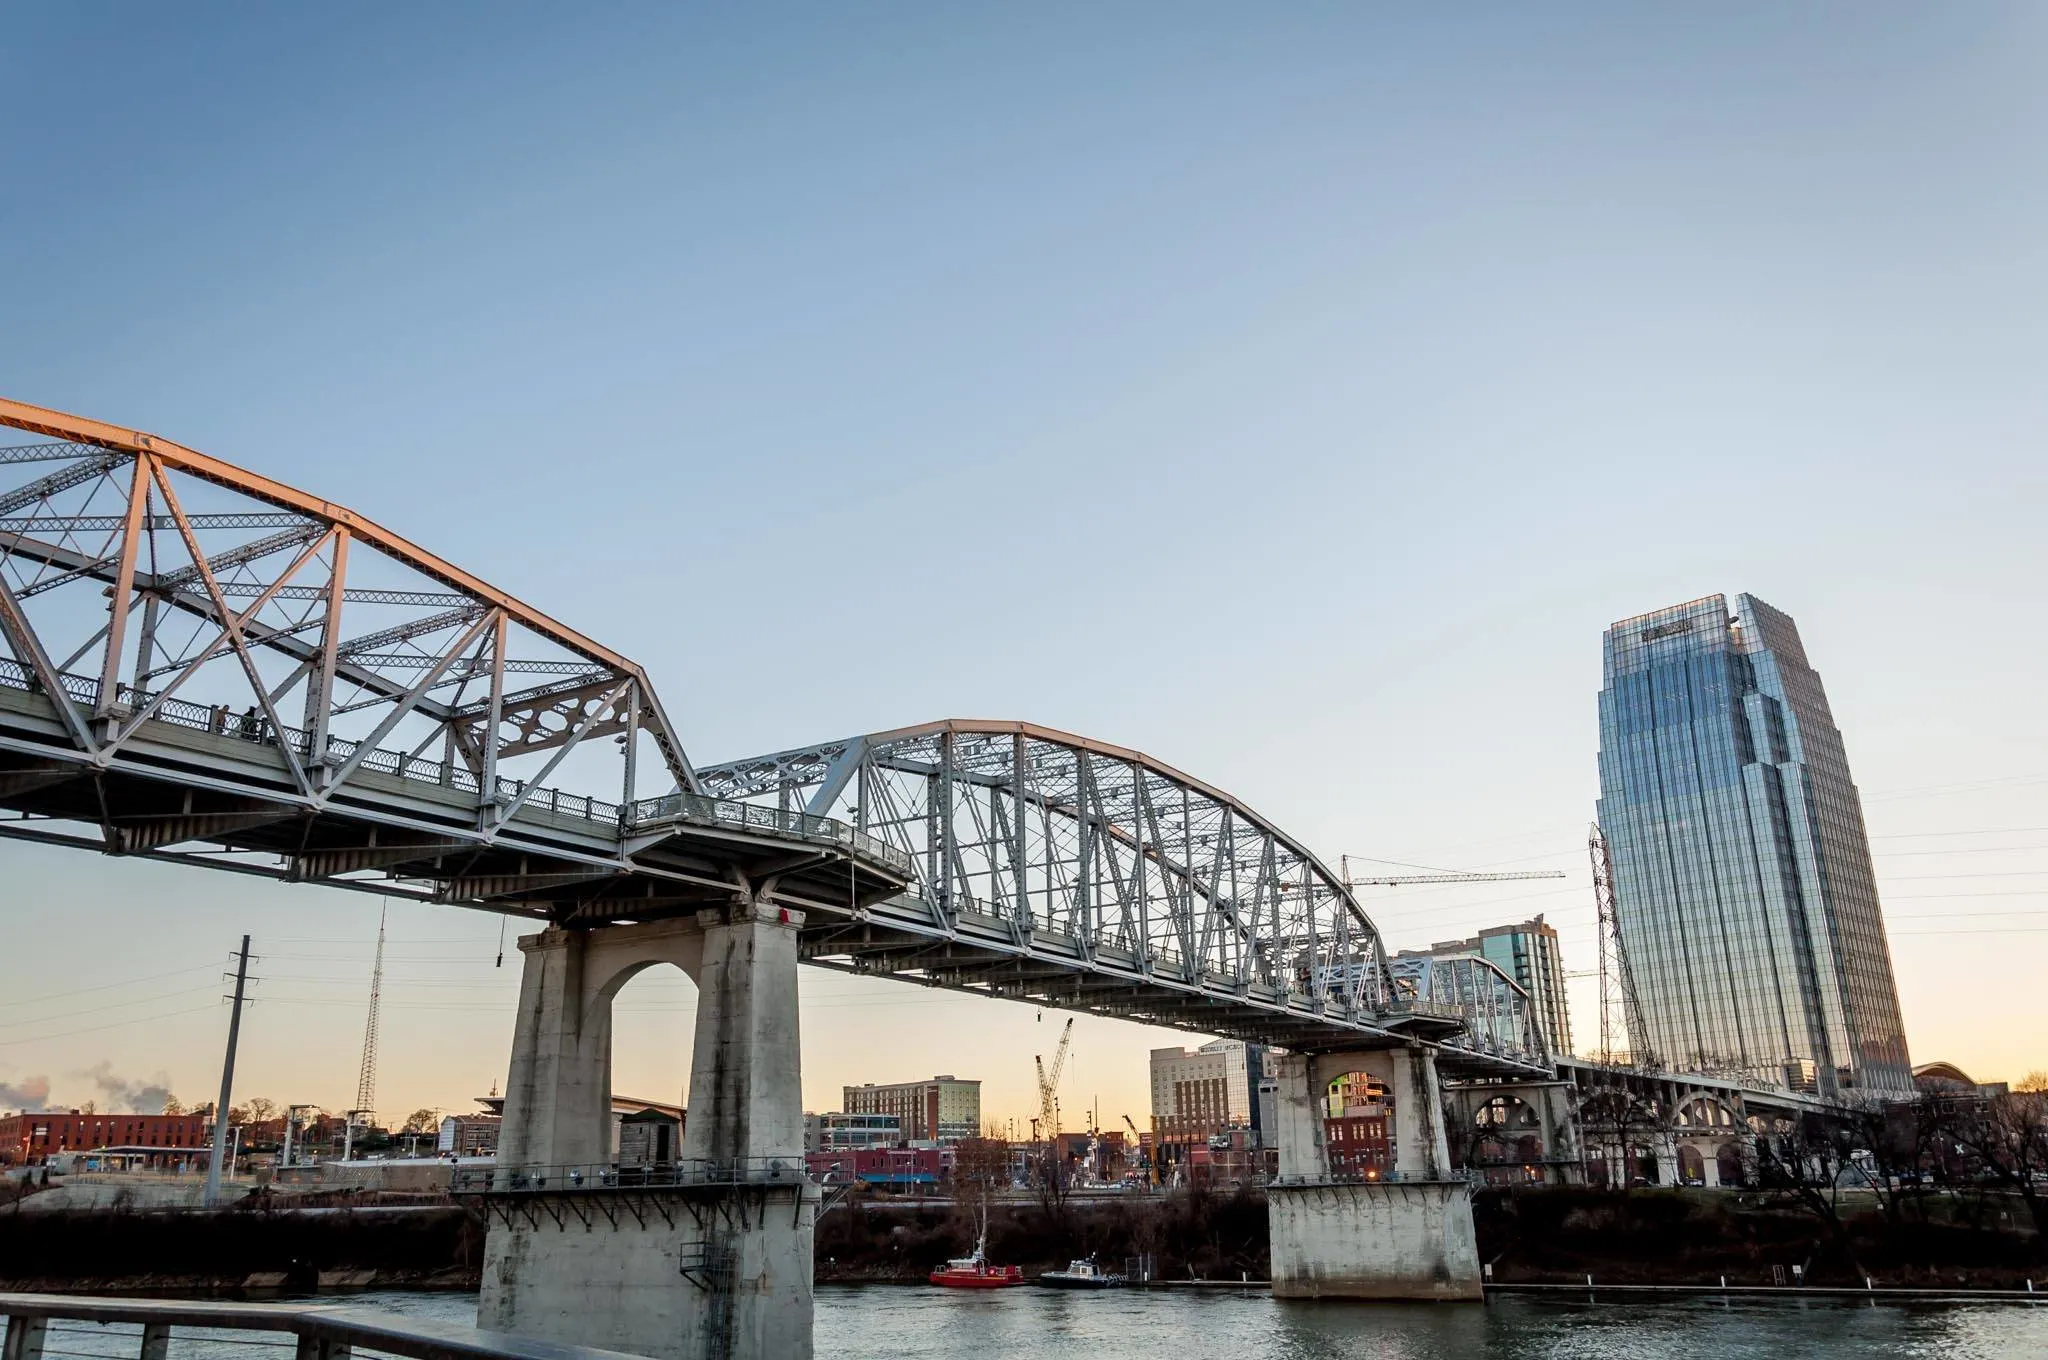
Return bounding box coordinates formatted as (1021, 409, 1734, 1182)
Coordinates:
(929, 1232, 1025, 1289)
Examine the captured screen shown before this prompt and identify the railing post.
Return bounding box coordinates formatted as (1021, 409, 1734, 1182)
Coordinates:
(139, 1323, 169, 1360)
(2, 1315, 47, 1360)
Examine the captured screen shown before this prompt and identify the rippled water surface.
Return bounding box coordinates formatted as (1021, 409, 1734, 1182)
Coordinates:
(53, 1287, 2048, 1360)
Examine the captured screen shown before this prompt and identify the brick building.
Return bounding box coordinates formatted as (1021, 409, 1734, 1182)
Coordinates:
(436, 1112, 504, 1158)
(1149, 1039, 1268, 1175)
(842, 1076, 979, 1144)
(805, 1145, 949, 1187)
(0, 1111, 209, 1166)
(1324, 1073, 1393, 1179)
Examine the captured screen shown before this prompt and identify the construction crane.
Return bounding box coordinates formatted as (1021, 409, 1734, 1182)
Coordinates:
(1341, 855, 1567, 889)
(1034, 1017, 1074, 1144)
(1589, 823, 1654, 1069)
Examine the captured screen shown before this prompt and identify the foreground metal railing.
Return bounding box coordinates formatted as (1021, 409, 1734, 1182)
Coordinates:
(451, 1159, 812, 1195)
(0, 1294, 650, 1360)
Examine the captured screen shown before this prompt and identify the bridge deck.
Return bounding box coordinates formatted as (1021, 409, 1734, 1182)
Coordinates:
(0, 679, 1543, 1073)
(0, 677, 910, 921)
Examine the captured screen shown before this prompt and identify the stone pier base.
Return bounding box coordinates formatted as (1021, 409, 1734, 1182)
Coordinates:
(1268, 1180, 1483, 1300)
(479, 1181, 818, 1360)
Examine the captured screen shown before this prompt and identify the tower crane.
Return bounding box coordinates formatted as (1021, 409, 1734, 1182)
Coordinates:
(1034, 1017, 1074, 1144)
(1340, 855, 1566, 889)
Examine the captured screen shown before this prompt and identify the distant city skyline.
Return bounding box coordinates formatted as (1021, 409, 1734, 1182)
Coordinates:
(3, 6, 2045, 1123)
(1598, 594, 1913, 1096)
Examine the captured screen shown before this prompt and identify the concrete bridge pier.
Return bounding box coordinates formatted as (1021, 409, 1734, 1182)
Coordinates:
(1266, 1045, 1482, 1301)
(477, 904, 816, 1360)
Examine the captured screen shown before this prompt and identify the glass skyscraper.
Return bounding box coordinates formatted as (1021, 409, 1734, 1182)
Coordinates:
(1596, 594, 1912, 1096)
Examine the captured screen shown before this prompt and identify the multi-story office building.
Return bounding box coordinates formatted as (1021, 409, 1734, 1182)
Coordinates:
(842, 1076, 980, 1144)
(1423, 917, 1574, 1057)
(1149, 1039, 1267, 1146)
(1597, 594, 1912, 1096)
(803, 1112, 902, 1155)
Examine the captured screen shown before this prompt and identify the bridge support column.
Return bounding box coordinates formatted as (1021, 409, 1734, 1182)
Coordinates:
(478, 907, 816, 1360)
(1532, 1082, 1584, 1184)
(1266, 1047, 1481, 1301)
(1651, 1134, 1678, 1187)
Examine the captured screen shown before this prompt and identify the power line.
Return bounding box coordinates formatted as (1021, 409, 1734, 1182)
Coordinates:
(0, 983, 221, 1030)
(1871, 825, 2048, 840)
(0, 962, 223, 1011)
(0, 1004, 222, 1046)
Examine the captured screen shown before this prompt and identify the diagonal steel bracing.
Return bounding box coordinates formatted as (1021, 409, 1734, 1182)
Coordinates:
(0, 397, 1549, 1075)
(701, 720, 1551, 1070)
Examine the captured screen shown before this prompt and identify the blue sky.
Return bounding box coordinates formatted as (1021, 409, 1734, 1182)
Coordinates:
(3, 5, 2046, 1125)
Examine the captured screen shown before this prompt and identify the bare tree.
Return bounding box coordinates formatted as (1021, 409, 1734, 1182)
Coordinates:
(1951, 1082, 2048, 1234)
(244, 1097, 278, 1125)
(951, 1138, 1010, 1203)
(402, 1108, 442, 1136)
(1750, 1111, 1874, 1278)
(1034, 1139, 1074, 1221)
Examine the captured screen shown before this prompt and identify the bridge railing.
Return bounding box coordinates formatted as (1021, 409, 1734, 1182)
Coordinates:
(0, 1293, 647, 1360)
(628, 790, 914, 875)
(0, 661, 908, 871)
(451, 1159, 814, 1194)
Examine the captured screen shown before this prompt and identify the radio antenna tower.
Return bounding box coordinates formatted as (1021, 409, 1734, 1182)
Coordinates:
(1588, 823, 1654, 1069)
(354, 902, 386, 1121)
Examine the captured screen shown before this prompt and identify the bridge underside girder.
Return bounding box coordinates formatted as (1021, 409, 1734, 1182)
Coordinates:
(794, 910, 1535, 1072)
(0, 696, 907, 923)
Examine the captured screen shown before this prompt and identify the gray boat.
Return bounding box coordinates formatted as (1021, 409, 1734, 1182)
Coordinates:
(1035, 1257, 1125, 1289)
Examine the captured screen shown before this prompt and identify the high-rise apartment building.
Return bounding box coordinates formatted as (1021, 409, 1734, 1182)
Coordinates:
(1149, 1039, 1267, 1144)
(1596, 594, 1911, 1096)
(1422, 916, 1573, 1057)
(842, 1076, 980, 1144)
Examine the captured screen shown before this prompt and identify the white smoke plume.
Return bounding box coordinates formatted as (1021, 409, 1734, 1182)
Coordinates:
(0, 1075, 51, 1111)
(78, 1062, 177, 1114)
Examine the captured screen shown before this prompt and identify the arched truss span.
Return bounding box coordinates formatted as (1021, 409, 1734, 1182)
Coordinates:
(0, 397, 907, 918)
(699, 720, 1547, 1069)
(1387, 952, 1546, 1066)
(0, 397, 1544, 1071)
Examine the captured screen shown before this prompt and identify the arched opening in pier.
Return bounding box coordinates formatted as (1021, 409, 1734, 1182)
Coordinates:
(604, 963, 699, 1166)
(1324, 1071, 1392, 1179)
(1676, 1143, 1706, 1185)
(1467, 1095, 1544, 1183)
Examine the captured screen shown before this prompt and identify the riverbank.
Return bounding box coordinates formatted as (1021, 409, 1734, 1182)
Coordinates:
(0, 1202, 483, 1296)
(2, 1185, 2039, 1296)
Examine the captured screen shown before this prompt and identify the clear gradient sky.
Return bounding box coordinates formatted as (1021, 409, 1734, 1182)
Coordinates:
(3, 5, 2046, 1129)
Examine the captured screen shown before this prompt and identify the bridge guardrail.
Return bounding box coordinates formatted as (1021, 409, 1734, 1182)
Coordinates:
(628, 791, 914, 875)
(452, 1159, 814, 1195)
(0, 1292, 651, 1360)
(0, 662, 908, 874)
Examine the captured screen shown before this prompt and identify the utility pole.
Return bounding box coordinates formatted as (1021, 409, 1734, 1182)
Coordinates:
(203, 935, 252, 1209)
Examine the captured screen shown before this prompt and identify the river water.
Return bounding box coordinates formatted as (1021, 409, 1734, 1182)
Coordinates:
(145, 1286, 2048, 1360)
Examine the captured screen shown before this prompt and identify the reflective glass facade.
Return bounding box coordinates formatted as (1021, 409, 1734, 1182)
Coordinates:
(1597, 594, 1912, 1096)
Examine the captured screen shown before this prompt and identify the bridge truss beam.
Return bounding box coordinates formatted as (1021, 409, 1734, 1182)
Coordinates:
(700, 721, 1550, 1071)
(0, 399, 910, 923)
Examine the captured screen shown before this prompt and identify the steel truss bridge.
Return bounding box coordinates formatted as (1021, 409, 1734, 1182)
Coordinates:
(0, 397, 1545, 1075)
